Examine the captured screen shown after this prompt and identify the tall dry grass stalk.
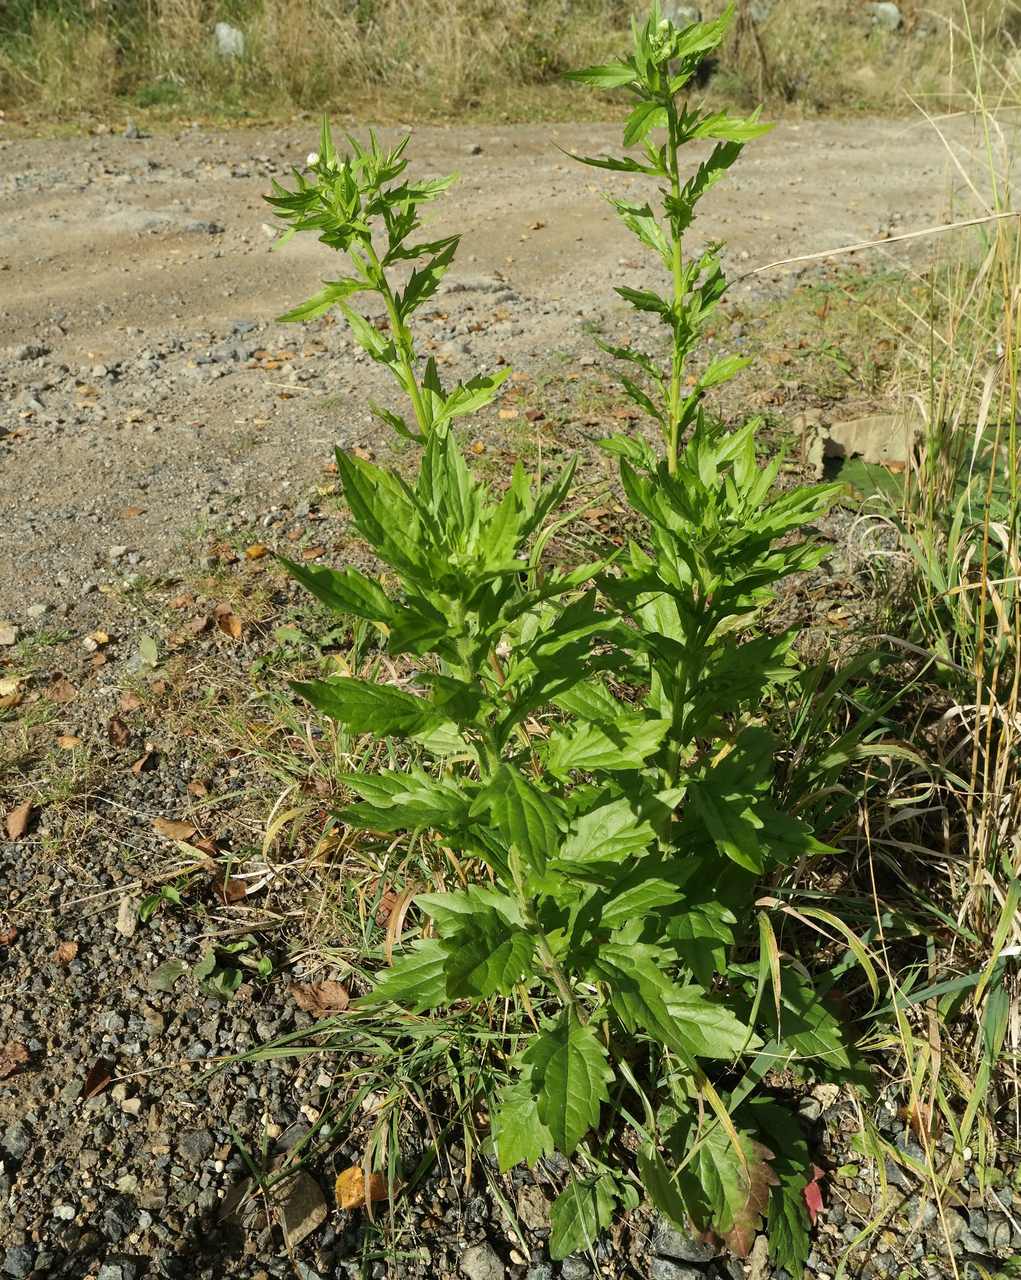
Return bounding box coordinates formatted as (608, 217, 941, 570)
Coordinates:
(1, 0, 1019, 121)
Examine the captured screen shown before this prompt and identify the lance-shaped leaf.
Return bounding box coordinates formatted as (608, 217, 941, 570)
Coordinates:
(277, 277, 366, 324)
(471, 764, 564, 875)
(522, 1013, 613, 1154)
(688, 780, 765, 873)
(440, 907, 535, 999)
(564, 61, 638, 88)
(292, 676, 447, 738)
(357, 939, 448, 1013)
(491, 1076, 554, 1171)
(278, 558, 394, 623)
(549, 1175, 618, 1260)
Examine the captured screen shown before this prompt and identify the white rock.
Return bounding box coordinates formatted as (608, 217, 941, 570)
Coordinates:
(213, 21, 245, 58)
(867, 2, 902, 31)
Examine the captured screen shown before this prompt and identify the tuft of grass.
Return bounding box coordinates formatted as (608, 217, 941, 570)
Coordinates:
(1, 0, 1020, 125)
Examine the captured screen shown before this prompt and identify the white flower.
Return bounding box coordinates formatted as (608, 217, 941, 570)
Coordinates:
(306, 151, 319, 167)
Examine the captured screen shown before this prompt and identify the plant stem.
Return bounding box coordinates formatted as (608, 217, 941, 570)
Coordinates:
(361, 241, 431, 435)
(665, 97, 685, 477)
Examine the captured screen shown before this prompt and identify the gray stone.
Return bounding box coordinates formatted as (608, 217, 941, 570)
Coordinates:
(516, 1184, 551, 1231)
(526, 1269, 554, 1280)
(279, 1172, 327, 1249)
(867, 2, 902, 30)
(178, 1129, 214, 1164)
(664, 3, 701, 25)
(214, 21, 245, 58)
(460, 1243, 504, 1280)
(651, 1262, 702, 1280)
(97, 1260, 143, 1280)
(467, 143, 483, 156)
(653, 1219, 717, 1263)
(0, 623, 17, 646)
(2, 1120, 32, 1161)
(123, 119, 141, 140)
(25, 603, 49, 619)
(2, 1247, 36, 1279)
(560, 1261, 589, 1280)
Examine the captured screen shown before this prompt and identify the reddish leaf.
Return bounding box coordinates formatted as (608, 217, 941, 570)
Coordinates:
(290, 981, 350, 1015)
(803, 1164, 825, 1225)
(213, 873, 248, 905)
(152, 817, 197, 842)
(215, 611, 243, 640)
(5, 801, 33, 840)
(48, 675, 77, 704)
(0, 1043, 29, 1079)
(119, 690, 144, 712)
(80, 1056, 114, 1099)
(721, 1140, 780, 1258)
(107, 716, 131, 747)
(0, 926, 17, 946)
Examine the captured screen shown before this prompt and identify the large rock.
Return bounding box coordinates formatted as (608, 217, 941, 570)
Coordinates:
(459, 1243, 505, 1280)
(653, 1217, 718, 1262)
(213, 22, 245, 58)
(867, 2, 902, 31)
(664, 3, 701, 27)
(279, 1172, 327, 1249)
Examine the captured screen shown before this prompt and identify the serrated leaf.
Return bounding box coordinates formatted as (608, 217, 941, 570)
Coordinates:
(523, 1013, 613, 1154)
(357, 940, 448, 1013)
(549, 1175, 618, 1259)
(292, 676, 446, 738)
(690, 1125, 778, 1257)
(564, 62, 638, 88)
(277, 278, 365, 324)
(638, 1143, 688, 1229)
(491, 1077, 554, 1171)
(471, 764, 564, 875)
(440, 908, 535, 998)
(545, 714, 668, 776)
(624, 100, 668, 146)
(689, 780, 764, 872)
(559, 798, 655, 863)
(280, 557, 394, 623)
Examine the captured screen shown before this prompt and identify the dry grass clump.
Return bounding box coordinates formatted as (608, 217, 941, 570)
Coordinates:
(1, 0, 1020, 123)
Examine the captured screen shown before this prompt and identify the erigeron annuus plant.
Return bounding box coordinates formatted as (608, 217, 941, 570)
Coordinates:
(267, 11, 870, 1270)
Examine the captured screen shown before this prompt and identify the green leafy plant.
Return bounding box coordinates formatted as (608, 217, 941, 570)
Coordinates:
(267, 8, 869, 1269)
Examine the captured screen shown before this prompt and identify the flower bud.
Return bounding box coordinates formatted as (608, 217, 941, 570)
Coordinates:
(306, 151, 319, 167)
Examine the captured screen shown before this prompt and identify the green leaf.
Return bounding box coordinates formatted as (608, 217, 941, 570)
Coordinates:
(339, 769, 470, 832)
(767, 1184, 811, 1274)
(522, 1013, 613, 1154)
(491, 1077, 554, 1171)
(592, 942, 754, 1060)
(435, 368, 513, 426)
(549, 1176, 618, 1259)
(559, 798, 655, 863)
(689, 780, 765, 873)
(440, 907, 535, 998)
(638, 1143, 688, 1230)
(357, 939, 448, 1013)
(292, 676, 446, 737)
(472, 764, 564, 875)
(277, 278, 365, 324)
(615, 284, 672, 317)
(623, 100, 668, 146)
(564, 62, 638, 88)
(279, 557, 394, 623)
(545, 714, 668, 776)
(688, 1124, 778, 1254)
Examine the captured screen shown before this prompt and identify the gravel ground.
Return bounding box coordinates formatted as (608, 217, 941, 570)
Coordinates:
(3, 115, 1020, 1280)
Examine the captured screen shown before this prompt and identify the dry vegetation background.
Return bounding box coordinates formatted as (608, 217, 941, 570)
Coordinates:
(1, 0, 1020, 124)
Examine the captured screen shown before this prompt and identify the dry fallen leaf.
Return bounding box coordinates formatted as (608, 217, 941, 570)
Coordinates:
(245, 544, 269, 559)
(0, 1043, 29, 1080)
(216, 611, 243, 641)
(213, 873, 248, 905)
(88, 630, 110, 646)
(5, 801, 33, 841)
(335, 1166, 388, 1211)
(55, 940, 79, 965)
(301, 546, 326, 561)
(169, 593, 193, 610)
(116, 896, 137, 939)
(152, 817, 197, 842)
(498, 408, 519, 420)
(0, 926, 17, 946)
(187, 779, 208, 798)
(290, 981, 350, 1015)
(121, 506, 146, 518)
(119, 690, 144, 712)
(79, 1056, 114, 1099)
(48, 675, 77, 704)
(56, 734, 82, 749)
(352, 445, 374, 461)
(0, 676, 21, 697)
(107, 716, 131, 747)
(131, 751, 155, 775)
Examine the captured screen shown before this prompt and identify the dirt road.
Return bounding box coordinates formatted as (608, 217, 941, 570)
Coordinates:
(0, 117, 989, 621)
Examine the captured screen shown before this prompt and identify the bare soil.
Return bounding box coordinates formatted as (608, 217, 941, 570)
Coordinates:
(0, 116, 989, 623)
